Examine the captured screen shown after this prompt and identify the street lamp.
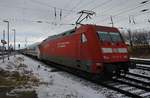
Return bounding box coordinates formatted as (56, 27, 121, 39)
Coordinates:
(12, 29, 16, 57)
(3, 20, 10, 60)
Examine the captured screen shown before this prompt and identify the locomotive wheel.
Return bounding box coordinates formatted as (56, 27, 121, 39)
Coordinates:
(91, 72, 110, 82)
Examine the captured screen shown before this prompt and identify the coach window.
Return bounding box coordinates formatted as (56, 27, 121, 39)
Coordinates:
(81, 33, 87, 43)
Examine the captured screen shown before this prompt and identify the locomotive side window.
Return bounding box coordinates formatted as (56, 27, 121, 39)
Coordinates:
(97, 32, 111, 42)
(81, 33, 87, 43)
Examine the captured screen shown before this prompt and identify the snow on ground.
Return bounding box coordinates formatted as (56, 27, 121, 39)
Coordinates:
(130, 68, 150, 77)
(2, 54, 150, 98)
(0, 54, 107, 98)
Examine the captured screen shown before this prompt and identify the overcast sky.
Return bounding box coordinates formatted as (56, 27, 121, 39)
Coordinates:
(0, 0, 150, 48)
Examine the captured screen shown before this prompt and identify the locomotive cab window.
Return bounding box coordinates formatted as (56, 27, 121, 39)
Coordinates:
(81, 33, 87, 43)
(97, 32, 111, 42)
(109, 32, 123, 42)
(97, 31, 123, 43)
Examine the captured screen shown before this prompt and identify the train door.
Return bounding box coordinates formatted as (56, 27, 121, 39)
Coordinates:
(80, 33, 88, 58)
(76, 33, 88, 68)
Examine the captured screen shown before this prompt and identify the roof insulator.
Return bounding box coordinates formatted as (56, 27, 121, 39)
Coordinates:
(141, 9, 149, 12)
(148, 19, 150, 23)
(140, 0, 149, 4)
(36, 21, 42, 23)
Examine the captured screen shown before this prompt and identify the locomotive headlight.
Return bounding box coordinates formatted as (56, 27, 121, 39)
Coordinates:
(96, 63, 102, 66)
(101, 48, 113, 53)
(118, 48, 128, 53)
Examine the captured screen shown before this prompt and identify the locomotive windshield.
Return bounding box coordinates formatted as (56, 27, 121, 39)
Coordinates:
(97, 32, 111, 42)
(109, 32, 123, 42)
(97, 31, 123, 42)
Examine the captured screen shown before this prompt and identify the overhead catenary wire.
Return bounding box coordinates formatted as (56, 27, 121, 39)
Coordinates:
(0, 0, 79, 27)
(16, 0, 149, 27)
(90, 0, 113, 10)
(35, 0, 150, 29)
(95, 0, 128, 16)
(95, 0, 149, 17)
(60, 0, 111, 24)
(74, 0, 113, 24)
(0, 0, 150, 31)
(0, 2, 75, 18)
(62, 0, 138, 25)
(75, 0, 97, 10)
(111, 10, 150, 25)
(30, 0, 76, 12)
(97, 0, 150, 23)
(84, 0, 149, 24)
(60, 0, 84, 22)
(63, 0, 97, 15)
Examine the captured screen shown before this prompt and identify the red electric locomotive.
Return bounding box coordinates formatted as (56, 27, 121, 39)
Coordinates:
(38, 24, 130, 77)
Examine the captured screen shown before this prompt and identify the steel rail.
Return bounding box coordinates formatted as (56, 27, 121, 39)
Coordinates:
(113, 78, 150, 92)
(127, 72, 150, 80)
(136, 65, 150, 71)
(97, 81, 143, 98)
(131, 59, 150, 65)
(120, 75, 150, 87)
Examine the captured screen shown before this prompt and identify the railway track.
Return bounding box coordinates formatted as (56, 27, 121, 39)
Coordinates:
(120, 74, 150, 85)
(23, 54, 150, 98)
(127, 72, 150, 80)
(130, 59, 150, 71)
(97, 81, 144, 98)
(71, 71, 150, 98)
(42, 62, 150, 98)
(68, 70, 150, 98)
(102, 74, 150, 98)
(135, 65, 150, 71)
(130, 59, 150, 65)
